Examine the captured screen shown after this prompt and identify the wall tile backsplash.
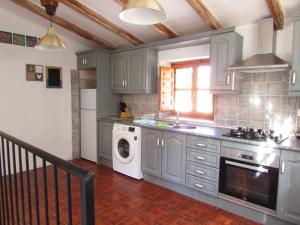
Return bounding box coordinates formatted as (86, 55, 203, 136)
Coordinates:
(123, 71, 300, 134)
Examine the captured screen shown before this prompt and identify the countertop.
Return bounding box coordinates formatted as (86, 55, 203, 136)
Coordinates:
(98, 117, 300, 152)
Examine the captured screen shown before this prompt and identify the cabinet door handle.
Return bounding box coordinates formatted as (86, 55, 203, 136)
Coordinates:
(226, 74, 230, 85)
(281, 161, 285, 174)
(125, 79, 128, 87)
(161, 138, 164, 148)
(157, 138, 160, 147)
(196, 143, 207, 147)
(195, 156, 206, 161)
(122, 80, 125, 87)
(194, 183, 205, 189)
(292, 72, 296, 85)
(195, 170, 205, 175)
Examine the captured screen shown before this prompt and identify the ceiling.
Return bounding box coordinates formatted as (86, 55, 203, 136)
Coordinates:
(5, 0, 300, 49)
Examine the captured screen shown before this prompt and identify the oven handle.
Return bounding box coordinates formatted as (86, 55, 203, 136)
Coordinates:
(225, 160, 269, 173)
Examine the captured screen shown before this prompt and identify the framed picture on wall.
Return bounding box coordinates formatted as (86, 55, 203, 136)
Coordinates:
(46, 66, 62, 88)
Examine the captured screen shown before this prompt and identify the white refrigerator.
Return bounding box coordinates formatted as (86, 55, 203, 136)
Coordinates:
(80, 89, 97, 162)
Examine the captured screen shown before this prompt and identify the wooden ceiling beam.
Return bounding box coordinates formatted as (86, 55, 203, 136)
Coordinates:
(11, 0, 115, 49)
(266, 0, 284, 30)
(186, 0, 221, 30)
(114, 0, 177, 39)
(59, 0, 144, 45)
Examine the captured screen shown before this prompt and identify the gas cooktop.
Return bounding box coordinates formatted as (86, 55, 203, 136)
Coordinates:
(222, 127, 288, 144)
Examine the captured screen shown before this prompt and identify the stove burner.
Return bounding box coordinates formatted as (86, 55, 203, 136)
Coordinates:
(224, 127, 273, 142)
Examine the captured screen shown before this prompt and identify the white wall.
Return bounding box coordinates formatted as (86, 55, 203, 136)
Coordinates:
(158, 44, 210, 66)
(236, 18, 294, 62)
(0, 1, 91, 161)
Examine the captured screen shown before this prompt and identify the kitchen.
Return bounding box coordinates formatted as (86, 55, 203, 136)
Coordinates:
(0, 0, 300, 225)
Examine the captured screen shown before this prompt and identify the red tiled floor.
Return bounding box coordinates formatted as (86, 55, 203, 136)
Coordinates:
(138, 204, 175, 224)
(98, 205, 136, 224)
(3, 159, 262, 225)
(118, 214, 157, 225)
(177, 200, 217, 223)
(162, 215, 201, 225)
(202, 209, 245, 225)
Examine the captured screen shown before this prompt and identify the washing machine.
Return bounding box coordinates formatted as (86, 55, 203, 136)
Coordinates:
(112, 123, 143, 179)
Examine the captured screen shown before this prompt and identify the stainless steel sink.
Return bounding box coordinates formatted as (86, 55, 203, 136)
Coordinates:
(172, 125, 197, 129)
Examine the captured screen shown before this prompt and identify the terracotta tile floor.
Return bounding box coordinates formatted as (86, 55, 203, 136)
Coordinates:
(0, 159, 262, 225)
(72, 159, 261, 225)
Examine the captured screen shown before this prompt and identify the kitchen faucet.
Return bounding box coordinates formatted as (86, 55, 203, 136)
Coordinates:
(176, 111, 180, 124)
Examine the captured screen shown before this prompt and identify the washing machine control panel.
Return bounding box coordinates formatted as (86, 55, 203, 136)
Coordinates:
(128, 127, 135, 132)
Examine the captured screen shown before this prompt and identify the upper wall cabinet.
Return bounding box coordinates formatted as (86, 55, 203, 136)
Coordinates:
(210, 32, 243, 94)
(111, 48, 158, 94)
(289, 19, 300, 96)
(77, 52, 97, 69)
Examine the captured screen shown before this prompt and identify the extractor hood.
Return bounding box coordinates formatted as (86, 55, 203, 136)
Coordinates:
(228, 18, 290, 73)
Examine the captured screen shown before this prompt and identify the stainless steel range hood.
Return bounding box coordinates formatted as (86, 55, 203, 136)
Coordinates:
(228, 18, 290, 73)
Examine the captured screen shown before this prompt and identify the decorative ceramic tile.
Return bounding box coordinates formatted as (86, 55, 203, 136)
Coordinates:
(13, 33, 25, 46)
(26, 36, 37, 47)
(0, 31, 12, 44)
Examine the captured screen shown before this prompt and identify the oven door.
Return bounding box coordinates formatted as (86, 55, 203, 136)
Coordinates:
(219, 157, 279, 210)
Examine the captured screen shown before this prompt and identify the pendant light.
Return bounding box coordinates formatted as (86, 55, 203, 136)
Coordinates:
(119, 0, 167, 25)
(35, 22, 66, 50)
(35, 0, 67, 50)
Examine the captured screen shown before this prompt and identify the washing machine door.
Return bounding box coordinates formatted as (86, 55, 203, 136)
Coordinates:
(113, 134, 135, 164)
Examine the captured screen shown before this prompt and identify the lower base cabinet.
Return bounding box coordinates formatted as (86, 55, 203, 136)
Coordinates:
(98, 121, 113, 162)
(142, 128, 186, 185)
(276, 150, 300, 225)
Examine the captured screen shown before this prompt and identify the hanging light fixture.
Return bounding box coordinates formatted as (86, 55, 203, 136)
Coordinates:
(119, 0, 167, 25)
(35, 0, 67, 50)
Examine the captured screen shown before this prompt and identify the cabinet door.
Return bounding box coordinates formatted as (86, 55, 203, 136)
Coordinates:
(162, 131, 186, 184)
(210, 32, 235, 91)
(276, 150, 300, 225)
(126, 49, 146, 91)
(77, 55, 86, 69)
(290, 20, 300, 94)
(77, 52, 97, 69)
(84, 52, 97, 68)
(111, 53, 126, 92)
(98, 121, 113, 161)
(142, 128, 162, 177)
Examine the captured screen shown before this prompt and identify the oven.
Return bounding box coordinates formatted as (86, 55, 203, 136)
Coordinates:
(219, 142, 280, 213)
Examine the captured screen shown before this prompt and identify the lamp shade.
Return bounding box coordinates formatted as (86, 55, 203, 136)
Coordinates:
(119, 0, 166, 25)
(35, 25, 66, 50)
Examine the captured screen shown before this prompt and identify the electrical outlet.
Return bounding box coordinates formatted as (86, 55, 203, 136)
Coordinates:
(297, 109, 300, 117)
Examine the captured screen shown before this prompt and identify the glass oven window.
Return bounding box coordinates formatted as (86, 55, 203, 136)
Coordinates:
(219, 157, 279, 210)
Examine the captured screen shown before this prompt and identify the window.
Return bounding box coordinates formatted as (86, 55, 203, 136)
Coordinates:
(160, 59, 213, 120)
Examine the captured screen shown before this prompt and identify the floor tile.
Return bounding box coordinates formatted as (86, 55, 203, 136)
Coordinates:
(138, 204, 174, 225)
(177, 200, 217, 223)
(98, 205, 135, 225)
(202, 209, 244, 225)
(119, 214, 157, 225)
(162, 215, 201, 225)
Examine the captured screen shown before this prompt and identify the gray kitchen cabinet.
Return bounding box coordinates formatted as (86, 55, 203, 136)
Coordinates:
(126, 49, 146, 92)
(142, 128, 162, 177)
(162, 131, 186, 185)
(142, 128, 187, 185)
(276, 150, 300, 225)
(77, 52, 97, 69)
(289, 19, 300, 96)
(210, 32, 243, 93)
(111, 48, 157, 94)
(111, 52, 127, 92)
(98, 121, 113, 162)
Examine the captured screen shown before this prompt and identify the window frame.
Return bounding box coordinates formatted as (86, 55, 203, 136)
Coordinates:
(166, 59, 214, 120)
